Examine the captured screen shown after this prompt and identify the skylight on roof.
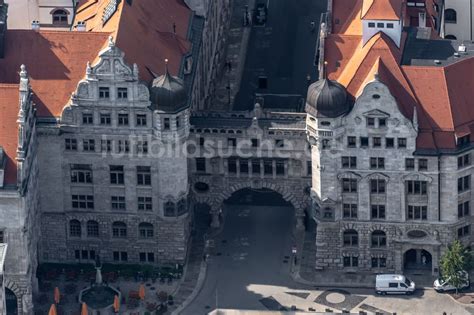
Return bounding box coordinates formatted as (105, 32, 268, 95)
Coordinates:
(102, 0, 121, 25)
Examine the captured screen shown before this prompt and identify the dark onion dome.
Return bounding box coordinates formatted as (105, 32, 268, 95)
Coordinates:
(149, 62, 188, 113)
(305, 79, 352, 118)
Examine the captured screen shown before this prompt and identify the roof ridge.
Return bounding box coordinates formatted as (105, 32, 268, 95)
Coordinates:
(0, 83, 19, 88)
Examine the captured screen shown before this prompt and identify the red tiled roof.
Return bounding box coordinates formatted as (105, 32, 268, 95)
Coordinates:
(0, 30, 110, 117)
(327, 0, 474, 150)
(0, 84, 20, 185)
(361, 0, 403, 21)
(74, 0, 192, 82)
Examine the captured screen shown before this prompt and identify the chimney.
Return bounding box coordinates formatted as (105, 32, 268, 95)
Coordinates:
(0, 0, 6, 58)
(76, 21, 86, 31)
(418, 12, 426, 28)
(31, 20, 40, 31)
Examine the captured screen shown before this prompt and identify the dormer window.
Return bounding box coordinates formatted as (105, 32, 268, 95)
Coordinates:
(368, 22, 375, 28)
(387, 23, 394, 29)
(377, 23, 384, 28)
(457, 134, 470, 148)
(52, 9, 68, 25)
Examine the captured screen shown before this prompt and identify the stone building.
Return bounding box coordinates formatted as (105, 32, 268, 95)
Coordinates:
(443, 0, 474, 40)
(307, 0, 474, 275)
(5, 0, 76, 30)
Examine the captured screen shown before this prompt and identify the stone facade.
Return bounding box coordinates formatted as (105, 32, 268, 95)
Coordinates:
(307, 76, 473, 276)
(0, 67, 40, 314)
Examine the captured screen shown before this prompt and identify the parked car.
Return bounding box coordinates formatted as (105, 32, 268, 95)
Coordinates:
(375, 274, 416, 295)
(434, 271, 470, 292)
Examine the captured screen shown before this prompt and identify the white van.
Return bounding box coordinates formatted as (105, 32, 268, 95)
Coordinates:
(434, 271, 470, 292)
(375, 274, 416, 295)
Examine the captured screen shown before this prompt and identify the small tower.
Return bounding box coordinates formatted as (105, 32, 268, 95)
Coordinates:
(305, 75, 352, 218)
(149, 59, 191, 220)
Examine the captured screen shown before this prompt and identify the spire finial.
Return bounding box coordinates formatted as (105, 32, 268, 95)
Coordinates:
(374, 72, 380, 81)
(322, 61, 328, 79)
(164, 59, 169, 74)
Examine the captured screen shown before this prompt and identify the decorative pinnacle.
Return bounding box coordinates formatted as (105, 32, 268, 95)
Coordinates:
(165, 59, 169, 74)
(86, 61, 92, 74)
(20, 64, 27, 78)
(108, 35, 115, 47)
(374, 72, 380, 81)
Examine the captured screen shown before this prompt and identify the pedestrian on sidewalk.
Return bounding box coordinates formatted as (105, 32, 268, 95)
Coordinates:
(310, 21, 316, 33)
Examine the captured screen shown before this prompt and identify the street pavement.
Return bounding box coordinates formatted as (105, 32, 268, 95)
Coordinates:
(233, 0, 327, 110)
(181, 201, 474, 315)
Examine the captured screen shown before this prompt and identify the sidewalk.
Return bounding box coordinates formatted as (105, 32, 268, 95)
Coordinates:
(294, 230, 437, 289)
(212, 0, 256, 110)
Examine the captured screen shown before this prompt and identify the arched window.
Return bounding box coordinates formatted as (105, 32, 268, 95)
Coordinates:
(138, 222, 154, 238)
(371, 230, 387, 247)
(445, 9, 457, 23)
(164, 201, 176, 217)
(112, 221, 127, 238)
(69, 220, 81, 237)
(87, 220, 99, 237)
(52, 9, 68, 25)
(343, 229, 358, 246)
(177, 198, 187, 216)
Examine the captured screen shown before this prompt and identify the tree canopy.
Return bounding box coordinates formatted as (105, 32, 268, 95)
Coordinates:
(439, 240, 472, 292)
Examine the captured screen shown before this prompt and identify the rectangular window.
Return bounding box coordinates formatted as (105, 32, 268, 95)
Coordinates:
(458, 225, 470, 238)
(99, 87, 110, 98)
(343, 256, 359, 267)
(348, 136, 357, 148)
(343, 203, 358, 219)
(276, 160, 285, 175)
(377, 22, 384, 28)
(100, 113, 111, 125)
(373, 137, 382, 148)
(72, 195, 94, 209)
(252, 159, 261, 174)
(418, 158, 428, 171)
(70, 164, 92, 183)
(368, 22, 375, 28)
(110, 165, 124, 184)
(407, 180, 427, 195)
(176, 116, 181, 129)
(370, 179, 386, 194)
(458, 175, 471, 193)
(0, 231, 4, 243)
(82, 113, 93, 124)
(458, 154, 471, 169)
(228, 138, 237, 147)
(386, 23, 394, 29)
(407, 205, 428, 220)
(251, 138, 259, 148)
(341, 156, 357, 169)
(75, 250, 81, 260)
(65, 138, 77, 151)
(386, 138, 394, 148)
(275, 139, 284, 148)
(117, 87, 128, 99)
(117, 140, 130, 153)
(196, 158, 206, 172)
(111, 196, 126, 211)
(113, 251, 120, 261)
(121, 252, 128, 261)
(139, 252, 146, 262)
(307, 161, 312, 176)
(370, 157, 385, 169)
(458, 201, 470, 218)
(379, 118, 386, 127)
(83, 139, 95, 152)
(137, 166, 151, 185)
(264, 159, 273, 175)
(240, 159, 249, 174)
(101, 139, 112, 152)
(81, 250, 89, 260)
(89, 250, 96, 260)
(163, 118, 170, 130)
(360, 137, 369, 148)
(398, 138, 407, 148)
(138, 197, 153, 211)
(367, 117, 375, 126)
(136, 140, 148, 154)
(228, 158, 237, 174)
(405, 158, 415, 170)
(371, 257, 387, 268)
(118, 113, 129, 126)
(342, 178, 357, 193)
(371, 204, 386, 219)
(136, 114, 147, 126)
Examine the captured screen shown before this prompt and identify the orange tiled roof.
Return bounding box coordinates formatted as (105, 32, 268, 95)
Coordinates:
(0, 30, 110, 117)
(74, 0, 192, 82)
(361, 0, 403, 20)
(326, 0, 474, 150)
(0, 84, 20, 185)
